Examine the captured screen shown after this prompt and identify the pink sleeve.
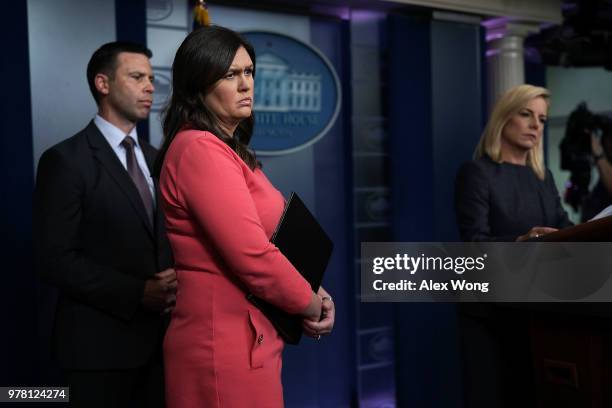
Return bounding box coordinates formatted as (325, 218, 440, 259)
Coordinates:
(175, 135, 312, 315)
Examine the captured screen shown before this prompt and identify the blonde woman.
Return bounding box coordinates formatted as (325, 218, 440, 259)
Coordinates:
(455, 84, 574, 405)
(455, 84, 572, 242)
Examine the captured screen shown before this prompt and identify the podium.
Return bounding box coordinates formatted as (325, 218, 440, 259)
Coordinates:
(529, 215, 612, 406)
(541, 214, 612, 241)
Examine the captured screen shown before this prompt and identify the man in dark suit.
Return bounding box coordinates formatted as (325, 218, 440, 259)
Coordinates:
(33, 42, 175, 407)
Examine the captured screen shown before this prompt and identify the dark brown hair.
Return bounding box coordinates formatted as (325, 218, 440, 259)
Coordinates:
(154, 25, 258, 176)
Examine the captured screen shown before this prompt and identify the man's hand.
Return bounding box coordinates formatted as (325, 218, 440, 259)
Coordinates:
(142, 268, 177, 313)
(592, 133, 604, 158)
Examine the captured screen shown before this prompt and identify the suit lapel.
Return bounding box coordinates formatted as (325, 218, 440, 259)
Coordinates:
(85, 121, 154, 238)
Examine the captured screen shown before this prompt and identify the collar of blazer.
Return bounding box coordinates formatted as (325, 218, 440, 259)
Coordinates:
(85, 120, 156, 239)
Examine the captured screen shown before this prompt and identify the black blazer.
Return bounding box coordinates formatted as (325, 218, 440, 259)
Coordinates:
(454, 156, 573, 242)
(33, 121, 173, 370)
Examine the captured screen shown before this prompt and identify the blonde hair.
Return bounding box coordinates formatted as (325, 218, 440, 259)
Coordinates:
(475, 84, 550, 180)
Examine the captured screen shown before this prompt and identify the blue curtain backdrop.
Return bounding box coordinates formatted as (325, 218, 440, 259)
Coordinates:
(1, 1, 36, 386)
(387, 12, 485, 407)
(279, 16, 355, 408)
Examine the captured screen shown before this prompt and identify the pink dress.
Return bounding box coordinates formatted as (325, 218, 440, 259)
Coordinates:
(159, 130, 312, 408)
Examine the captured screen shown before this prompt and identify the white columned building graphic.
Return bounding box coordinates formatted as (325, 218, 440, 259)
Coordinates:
(254, 53, 322, 112)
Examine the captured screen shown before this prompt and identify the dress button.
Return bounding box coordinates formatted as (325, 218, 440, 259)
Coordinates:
(257, 334, 264, 344)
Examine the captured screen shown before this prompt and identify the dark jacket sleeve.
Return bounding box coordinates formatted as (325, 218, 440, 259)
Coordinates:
(545, 169, 574, 229)
(33, 147, 145, 321)
(454, 161, 516, 242)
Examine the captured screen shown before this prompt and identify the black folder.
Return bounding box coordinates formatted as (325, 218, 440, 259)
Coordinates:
(247, 192, 334, 344)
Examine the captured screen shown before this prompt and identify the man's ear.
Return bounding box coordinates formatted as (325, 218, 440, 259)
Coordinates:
(94, 73, 111, 97)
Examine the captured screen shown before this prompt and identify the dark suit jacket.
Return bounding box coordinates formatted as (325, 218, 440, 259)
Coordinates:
(33, 121, 173, 370)
(455, 156, 573, 242)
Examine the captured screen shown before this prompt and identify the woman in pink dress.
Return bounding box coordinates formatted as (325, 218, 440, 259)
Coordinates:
(154, 26, 335, 407)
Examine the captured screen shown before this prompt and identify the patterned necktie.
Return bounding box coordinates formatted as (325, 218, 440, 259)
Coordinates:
(121, 136, 154, 225)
